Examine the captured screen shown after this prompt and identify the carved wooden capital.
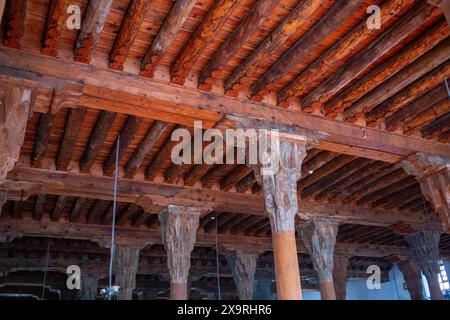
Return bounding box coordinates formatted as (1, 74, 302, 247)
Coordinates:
(114, 245, 141, 300)
(297, 219, 339, 281)
(400, 152, 449, 177)
(159, 205, 201, 284)
(226, 249, 259, 300)
(0, 85, 31, 184)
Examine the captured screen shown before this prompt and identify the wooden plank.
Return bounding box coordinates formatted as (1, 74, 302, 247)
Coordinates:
(140, 0, 197, 78)
(223, 0, 329, 96)
(5, 166, 440, 229)
(198, 0, 281, 91)
(1, 47, 450, 159)
(124, 121, 169, 176)
(109, 0, 152, 70)
(3, 0, 26, 48)
(250, 0, 364, 100)
(74, 0, 113, 63)
(41, 0, 70, 56)
(302, 2, 441, 110)
(56, 108, 86, 171)
(80, 110, 116, 171)
(170, 0, 240, 85)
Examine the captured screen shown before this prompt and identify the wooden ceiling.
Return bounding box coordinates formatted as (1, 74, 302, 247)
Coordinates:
(0, 0, 449, 298)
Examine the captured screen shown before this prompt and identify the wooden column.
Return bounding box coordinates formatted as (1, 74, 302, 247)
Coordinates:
(297, 218, 339, 300)
(333, 254, 349, 300)
(396, 259, 424, 300)
(159, 205, 201, 300)
(401, 153, 450, 233)
(226, 249, 258, 300)
(0, 85, 31, 184)
(255, 131, 312, 300)
(114, 245, 140, 300)
(80, 274, 99, 300)
(405, 231, 443, 300)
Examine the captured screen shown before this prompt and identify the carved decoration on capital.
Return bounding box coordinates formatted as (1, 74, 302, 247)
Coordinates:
(159, 205, 201, 284)
(0, 86, 31, 184)
(226, 249, 259, 300)
(297, 219, 339, 281)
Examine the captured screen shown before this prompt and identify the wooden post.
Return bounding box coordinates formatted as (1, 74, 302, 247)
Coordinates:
(159, 205, 202, 300)
(396, 259, 424, 300)
(0, 85, 31, 184)
(401, 153, 450, 233)
(80, 274, 99, 300)
(405, 231, 443, 300)
(297, 218, 339, 300)
(255, 132, 312, 300)
(333, 254, 349, 300)
(114, 245, 141, 300)
(226, 249, 259, 300)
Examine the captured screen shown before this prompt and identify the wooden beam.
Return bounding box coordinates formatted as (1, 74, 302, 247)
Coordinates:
(220, 165, 252, 191)
(198, 0, 281, 91)
(347, 41, 450, 121)
(302, 2, 441, 111)
(87, 199, 109, 224)
(41, 0, 70, 56)
(1, 47, 450, 159)
(80, 110, 116, 171)
(51, 195, 67, 222)
(69, 197, 86, 222)
(2, 0, 26, 49)
(124, 121, 169, 177)
(56, 108, 86, 171)
(103, 115, 141, 176)
(422, 113, 450, 137)
(404, 99, 450, 135)
(278, 0, 415, 105)
(33, 194, 46, 221)
(32, 112, 53, 166)
(109, 0, 152, 70)
(250, 0, 364, 100)
(140, 0, 196, 78)
(170, 0, 240, 85)
(5, 166, 440, 229)
(325, 20, 449, 118)
(74, 0, 113, 63)
(223, 0, 329, 96)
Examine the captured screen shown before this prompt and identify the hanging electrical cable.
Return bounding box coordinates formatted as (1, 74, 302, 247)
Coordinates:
(100, 135, 121, 300)
(41, 239, 51, 300)
(214, 214, 221, 300)
(445, 78, 450, 98)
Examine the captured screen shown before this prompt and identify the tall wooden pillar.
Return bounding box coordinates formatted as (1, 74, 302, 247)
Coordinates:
(115, 245, 141, 300)
(333, 254, 349, 300)
(401, 153, 450, 233)
(159, 205, 201, 300)
(80, 274, 99, 300)
(396, 259, 424, 300)
(256, 134, 310, 300)
(0, 85, 31, 184)
(406, 231, 443, 300)
(226, 249, 258, 300)
(298, 219, 339, 300)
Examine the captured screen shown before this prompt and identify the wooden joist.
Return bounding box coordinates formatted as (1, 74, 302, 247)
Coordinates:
(2, 0, 26, 48)
(51, 195, 67, 221)
(404, 99, 450, 135)
(69, 197, 86, 222)
(74, 0, 113, 63)
(278, 0, 414, 105)
(198, 0, 281, 91)
(32, 112, 53, 166)
(56, 108, 86, 171)
(4, 166, 440, 229)
(41, 0, 70, 56)
(33, 194, 46, 221)
(1, 47, 450, 160)
(249, 0, 364, 101)
(302, 2, 441, 111)
(140, 0, 197, 78)
(87, 199, 109, 224)
(80, 110, 116, 171)
(220, 165, 252, 191)
(170, 0, 240, 85)
(109, 0, 152, 70)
